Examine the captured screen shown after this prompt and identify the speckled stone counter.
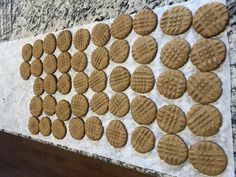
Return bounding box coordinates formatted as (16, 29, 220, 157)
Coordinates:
(0, 0, 235, 176)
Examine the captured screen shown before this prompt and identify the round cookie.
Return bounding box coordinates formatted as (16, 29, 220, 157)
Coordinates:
(111, 14, 133, 39)
(69, 118, 85, 140)
(189, 141, 227, 176)
(160, 39, 190, 69)
(109, 93, 129, 117)
(91, 23, 110, 47)
(43, 95, 57, 116)
(193, 2, 229, 38)
(85, 116, 103, 141)
(22, 44, 33, 62)
(56, 100, 71, 121)
(31, 59, 43, 77)
(71, 51, 87, 72)
(71, 94, 89, 117)
(73, 72, 89, 94)
(57, 52, 71, 73)
(89, 70, 107, 92)
(43, 54, 57, 74)
(157, 134, 188, 165)
(73, 29, 90, 51)
(44, 74, 57, 94)
(132, 35, 157, 64)
(28, 116, 40, 135)
(20, 62, 31, 80)
(131, 66, 155, 93)
(106, 120, 128, 148)
(90, 92, 109, 115)
(187, 72, 222, 104)
(133, 9, 157, 35)
(33, 39, 44, 58)
(131, 96, 157, 125)
(156, 105, 186, 134)
(57, 30, 72, 52)
(156, 70, 186, 99)
(39, 116, 51, 136)
(52, 119, 67, 139)
(160, 6, 192, 35)
(57, 73, 71, 95)
(187, 104, 222, 137)
(43, 33, 57, 54)
(30, 96, 43, 117)
(131, 126, 155, 153)
(91, 47, 109, 70)
(109, 39, 129, 63)
(33, 77, 44, 96)
(110, 66, 130, 92)
(191, 38, 226, 71)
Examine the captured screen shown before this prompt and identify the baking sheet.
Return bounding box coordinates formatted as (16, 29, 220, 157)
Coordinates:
(0, 0, 234, 176)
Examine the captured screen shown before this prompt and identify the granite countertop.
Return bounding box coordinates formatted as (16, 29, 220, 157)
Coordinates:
(0, 0, 235, 176)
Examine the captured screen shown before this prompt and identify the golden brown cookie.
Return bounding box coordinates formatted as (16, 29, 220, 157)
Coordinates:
(191, 38, 226, 71)
(131, 126, 155, 153)
(73, 28, 90, 51)
(109, 93, 129, 117)
(71, 94, 89, 117)
(187, 104, 222, 137)
(131, 66, 155, 93)
(156, 105, 186, 134)
(69, 118, 85, 140)
(39, 116, 51, 136)
(132, 35, 157, 64)
(157, 134, 188, 165)
(43, 54, 57, 74)
(189, 141, 227, 176)
(73, 72, 89, 94)
(160, 6, 192, 35)
(187, 72, 222, 104)
(28, 116, 40, 135)
(22, 44, 33, 62)
(91, 47, 109, 70)
(52, 119, 67, 139)
(33, 39, 44, 58)
(156, 69, 186, 99)
(131, 96, 157, 125)
(57, 52, 71, 73)
(111, 14, 133, 39)
(56, 100, 71, 121)
(85, 116, 103, 140)
(109, 39, 129, 63)
(57, 73, 71, 95)
(133, 9, 157, 35)
(193, 2, 229, 38)
(71, 51, 87, 72)
(31, 59, 43, 77)
(44, 74, 57, 94)
(30, 96, 43, 117)
(43, 33, 57, 54)
(160, 39, 190, 69)
(110, 66, 130, 92)
(106, 120, 128, 148)
(91, 23, 110, 47)
(57, 30, 72, 52)
(89, 70, 107, 92)
(20, 62, 31, 80)
(43, 95, 57, 116)
(33, 77, 44, 96)
(90, 92, 109, 115)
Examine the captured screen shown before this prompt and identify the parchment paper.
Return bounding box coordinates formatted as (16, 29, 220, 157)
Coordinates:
(0, 0, 234, 176)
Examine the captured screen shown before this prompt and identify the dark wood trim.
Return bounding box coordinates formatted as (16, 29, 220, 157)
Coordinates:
(0, 132, 153, 177)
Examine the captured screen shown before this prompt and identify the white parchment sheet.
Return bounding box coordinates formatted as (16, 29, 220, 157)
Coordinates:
(0, 0, 234, 176)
